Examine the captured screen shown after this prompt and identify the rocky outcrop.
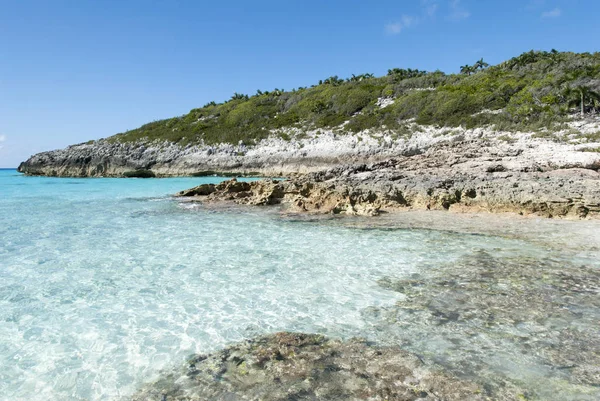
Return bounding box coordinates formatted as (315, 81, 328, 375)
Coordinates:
(131, 332, 517, 401)
(176, 178, 386, 216)
(176, 156, 600, 219)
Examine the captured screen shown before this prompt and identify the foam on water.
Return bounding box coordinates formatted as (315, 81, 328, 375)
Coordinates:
(0, 170, 598, 400)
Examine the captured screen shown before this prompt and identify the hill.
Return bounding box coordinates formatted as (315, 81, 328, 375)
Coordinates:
(17, 50, 600, 184)
(107, 50, 600, 146)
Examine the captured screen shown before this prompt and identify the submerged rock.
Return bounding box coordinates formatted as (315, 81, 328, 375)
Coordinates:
(130, 332, 505, 401)
(370, 250, 600, 399)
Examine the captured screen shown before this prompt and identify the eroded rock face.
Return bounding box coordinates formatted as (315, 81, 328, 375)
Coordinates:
(130, 332, 506, 401)
(17, 125, 600, 179)
(176, 178, 385, 216)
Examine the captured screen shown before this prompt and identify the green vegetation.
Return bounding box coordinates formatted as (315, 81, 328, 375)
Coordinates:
(581, 131, 600, 141)
(109, 51, 600, 146)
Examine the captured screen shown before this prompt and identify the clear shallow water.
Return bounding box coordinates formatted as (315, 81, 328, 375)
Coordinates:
(0, 169, 599, 400)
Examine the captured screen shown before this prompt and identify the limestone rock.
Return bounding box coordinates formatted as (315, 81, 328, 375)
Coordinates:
(131, 332, 507, 401)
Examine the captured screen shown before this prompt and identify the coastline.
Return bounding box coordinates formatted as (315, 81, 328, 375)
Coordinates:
(175, 167, 600, 219)
(18, 122, 600, 220)
(6, 17, 600, 400)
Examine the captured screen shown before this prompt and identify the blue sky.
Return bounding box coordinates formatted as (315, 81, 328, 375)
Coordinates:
(0, 0, 598, 167)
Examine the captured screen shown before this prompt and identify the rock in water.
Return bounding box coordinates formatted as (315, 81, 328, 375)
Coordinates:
(130, 332, 519, 400)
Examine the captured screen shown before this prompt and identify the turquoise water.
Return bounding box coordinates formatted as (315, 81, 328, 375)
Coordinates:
(1, 169, 599, 400)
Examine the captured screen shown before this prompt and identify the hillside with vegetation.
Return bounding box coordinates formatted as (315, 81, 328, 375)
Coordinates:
(107, 50, 600, 146)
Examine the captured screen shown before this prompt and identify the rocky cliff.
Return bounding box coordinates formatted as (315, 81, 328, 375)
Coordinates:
(17, 132, 410, 177)
(16, 124, 484, 178)
(17, 122, 600, 177)
(18, 50, 600, 183)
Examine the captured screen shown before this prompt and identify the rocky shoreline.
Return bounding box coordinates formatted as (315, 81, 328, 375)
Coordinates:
(172, 128, 600, 218)
(175, 166, 600, 219)
(19, 122, 600, 219)
(17, 122, 600, 177)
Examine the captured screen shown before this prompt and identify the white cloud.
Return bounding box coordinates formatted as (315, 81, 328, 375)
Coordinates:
(541, 8, 561, 18)
(422, 0, 439, 17)
(385, 15, 417, 35)
(448, 0, 470, 21)
(385, 1, 441, 35)
(385, 22, 403, 34)
(385, 0, 470, 34)
(0, 135, 5, 150)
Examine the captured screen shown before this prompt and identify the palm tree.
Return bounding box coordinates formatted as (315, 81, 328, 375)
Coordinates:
(231, 92, 249, 101)
(474, 58, 489, 70)
(323, 76, 343, 86)
(349, 73, 373, 82)
(460, 65, 474, 75)
(387, 68, 427, 80)
(564, 86, 600, 117)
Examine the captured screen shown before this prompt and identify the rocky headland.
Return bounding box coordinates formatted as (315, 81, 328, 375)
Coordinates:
(18, 50, 600, 219)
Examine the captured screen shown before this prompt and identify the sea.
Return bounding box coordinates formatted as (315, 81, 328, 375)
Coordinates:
(1, 168, 599, 400)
